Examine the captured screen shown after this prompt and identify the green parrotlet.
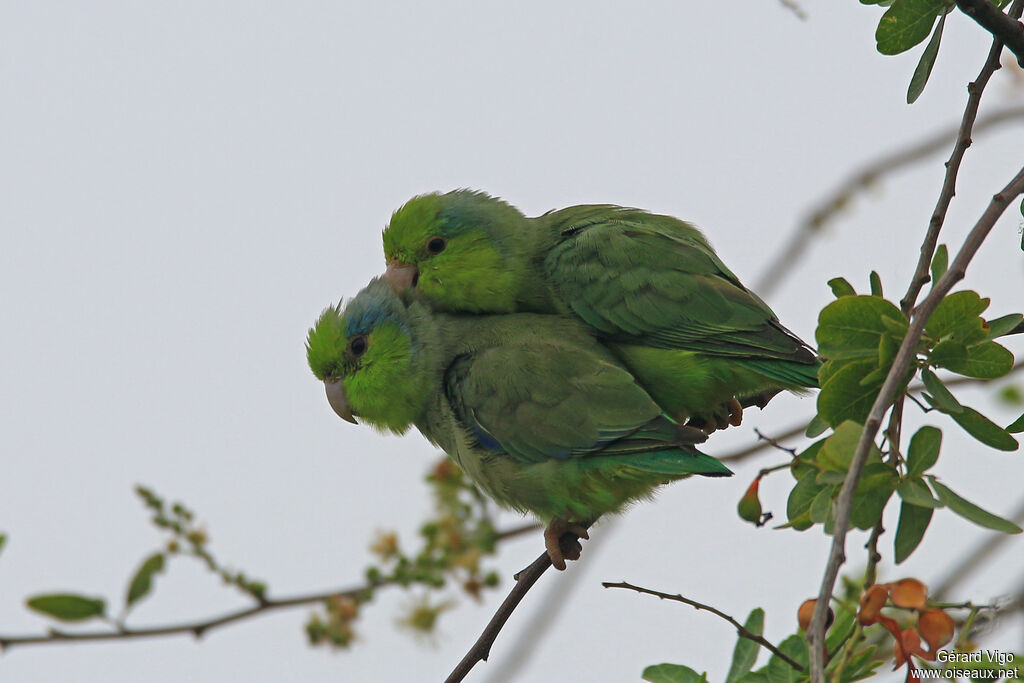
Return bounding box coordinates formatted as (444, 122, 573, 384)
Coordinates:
(306, 278, 732, 569)
(381, 190, 820, 431)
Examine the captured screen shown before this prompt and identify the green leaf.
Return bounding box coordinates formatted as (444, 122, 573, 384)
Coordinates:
(876, 0, 946, 55)
(880, 315, 909, 338)
(938, 341, 1014, 379)
(788, 474, 826, 522)
(818, 420, 882, 472)
(828, 277, 857, 298)
(839, 645, 884, 683)
(926, 290, 990, 343)
(805, 414, 829, 438)
(849, 463, 898, 530)
(1008, 412, 1024, 433)
(792, 439, 825, 480)
(986, 313, 1023, 339)
(0, 533, 6, 557)
(26, 594, 107, 622)
(726, 609, 765, 683)
(895, 500, 933, 563)
(824, 606, 856, 653)
(950, 406, 1019, 451)
(126, 552, 166, 607)
(777, 511, 814, 532)
(810, 487, 835, 523)
(897, 478, 942, 508)
(818, 360, 887, 427)
(907, 12, 945, 103)
(766, 635, 809, 683)
(920, 369, 962, 414)
(878, 333, 900, 369)
(734, 674, 769, 683)
(906, 425, 942, 477)
(815, 470, 846, 486)
(858, 366, 889, 387)
(929, 339, 967, 370)
(643, 664, 709, 683)
(930, 479, 1023, 533)
(930, 244, 948, 284)
(817, 296, 906, 360)
(869, 271, 883, 297)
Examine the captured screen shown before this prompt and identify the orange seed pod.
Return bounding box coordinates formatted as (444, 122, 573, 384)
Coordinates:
(797, 598, 835, 631)
(891, 578, 928, 610)
(918, 608, 955, 652)
(858, 584, 890, 625)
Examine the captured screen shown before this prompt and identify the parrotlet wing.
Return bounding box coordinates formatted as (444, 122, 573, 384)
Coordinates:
(542, 206, 815, 365)
(444, 335, 729, 476)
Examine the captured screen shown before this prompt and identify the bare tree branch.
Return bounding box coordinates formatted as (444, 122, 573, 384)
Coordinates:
(445, 551, 553, 683)
(805, 11, 1024, 675)
(483, 519, 616, 683)
(0, 582, 388, 650)
(807, 162, 1024, 682)
(754, 106, 1024, 297)
(601, 580, 805, 671)
(956, 0, 1024, 66)
(0, 523, 539, 652)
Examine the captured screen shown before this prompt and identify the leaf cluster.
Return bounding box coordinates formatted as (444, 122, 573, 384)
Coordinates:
(865, 0, 1014, 102)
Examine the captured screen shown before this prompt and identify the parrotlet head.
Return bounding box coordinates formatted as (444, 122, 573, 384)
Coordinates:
(381, 190, 530, 313)
(306, 278, 432, 434)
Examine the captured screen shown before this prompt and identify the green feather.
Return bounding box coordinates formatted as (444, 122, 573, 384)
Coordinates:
(381, 190, 821, 424)
(308, 278, 732, 526)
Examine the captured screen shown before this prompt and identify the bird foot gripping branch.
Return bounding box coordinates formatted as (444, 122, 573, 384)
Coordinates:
(542, 519, 590, 571)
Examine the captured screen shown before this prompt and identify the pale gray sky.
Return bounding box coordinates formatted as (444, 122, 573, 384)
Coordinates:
(1, 2, 1022, 682)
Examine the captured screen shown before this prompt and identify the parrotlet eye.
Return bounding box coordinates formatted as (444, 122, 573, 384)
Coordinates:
(426, 236, 447, 255)
(348, 335, 368, 357)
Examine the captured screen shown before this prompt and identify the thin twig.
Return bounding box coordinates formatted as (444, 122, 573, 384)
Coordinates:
(715, 360, 1022, 466)
(807, 163, 1024, 682)
(0, 523, 539, 651)
(754, 106, 1024, 297)
(753, 427, 800, 457)
(956, 0, 1024, 66)
(601, 581, 805, 672)
(483, 519, 617, 683)
(0, 582, 388, 650)
(805, 15, 1024, 676)
(719, 422, 810, 463)
(445, 551, 553, 683)
(899, 30, 1020, 313)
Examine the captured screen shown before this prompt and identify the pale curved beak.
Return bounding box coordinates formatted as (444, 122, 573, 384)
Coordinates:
(385, 261, 419, 293)
(324, 379, 357, 424)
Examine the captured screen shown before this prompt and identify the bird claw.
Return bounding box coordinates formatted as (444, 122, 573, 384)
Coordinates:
(726, 398, 744, 427)
(689, 398, 744, 435)
(543, 519, 590, 570)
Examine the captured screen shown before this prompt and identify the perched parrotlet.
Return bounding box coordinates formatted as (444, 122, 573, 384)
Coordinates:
(380, 190, 820, 432)
(306, 278, 732, 569)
